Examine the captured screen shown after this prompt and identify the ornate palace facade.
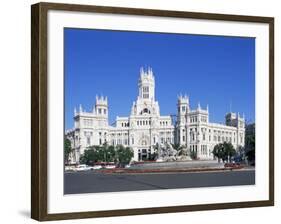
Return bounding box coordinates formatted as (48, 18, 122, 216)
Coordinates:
(66, 67, 245, 163)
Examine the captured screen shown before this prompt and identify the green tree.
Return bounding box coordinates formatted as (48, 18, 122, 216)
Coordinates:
(223, 142, 236, 162)
(116, 145, 134, 166)
(80, 144, 135, 166)
(64, 138, 72, 165)
(79, 145, 103, 165)
(213, 143, 224, 163)
(245, 123, 255, 164)
(213, 142, 236, 163)
(102, 143, 116, 162)
(79, 147, 97, 165)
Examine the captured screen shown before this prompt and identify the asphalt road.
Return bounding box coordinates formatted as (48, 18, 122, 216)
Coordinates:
(64, 169, 255, 194)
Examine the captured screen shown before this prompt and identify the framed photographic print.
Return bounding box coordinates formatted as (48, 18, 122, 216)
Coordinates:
(31, 2, 274, 221)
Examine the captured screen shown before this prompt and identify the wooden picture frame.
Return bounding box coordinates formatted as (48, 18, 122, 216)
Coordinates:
(31, 2, 274, 221)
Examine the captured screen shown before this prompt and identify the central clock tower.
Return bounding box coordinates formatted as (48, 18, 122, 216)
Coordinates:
(130, 67, 160, 116)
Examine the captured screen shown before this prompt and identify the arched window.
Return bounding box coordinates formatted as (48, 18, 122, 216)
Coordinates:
(140, 108, 151, 115)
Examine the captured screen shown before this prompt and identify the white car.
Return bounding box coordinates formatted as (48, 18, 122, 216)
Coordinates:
(105, 165, 116, 169)
(92, 165, 102, 170)
(65, 166, 75, 171)
(75, 164, 93, 171)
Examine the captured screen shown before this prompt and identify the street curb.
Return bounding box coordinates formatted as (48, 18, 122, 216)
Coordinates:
(98, 167, 245, 174)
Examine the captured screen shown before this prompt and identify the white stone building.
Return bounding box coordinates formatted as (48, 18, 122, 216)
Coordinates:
(66, 67, 245, 163)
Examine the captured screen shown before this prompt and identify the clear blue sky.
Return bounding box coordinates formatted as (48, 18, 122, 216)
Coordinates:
(64, 28, 255, 130)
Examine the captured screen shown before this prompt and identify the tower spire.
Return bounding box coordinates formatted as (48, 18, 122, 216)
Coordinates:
(138, 66, 155, 101)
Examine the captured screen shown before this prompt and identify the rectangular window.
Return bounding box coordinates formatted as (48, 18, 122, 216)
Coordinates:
(87, 137, 91, 145)
(143, 86, 149, 92)
(143, 94, 149, 98)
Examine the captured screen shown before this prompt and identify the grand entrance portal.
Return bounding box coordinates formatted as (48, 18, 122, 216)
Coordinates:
(138, 148, 152, 161)
(138, 134, 151, 161)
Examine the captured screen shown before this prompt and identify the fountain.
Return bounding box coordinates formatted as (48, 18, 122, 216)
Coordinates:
(155, 143, 192, 162)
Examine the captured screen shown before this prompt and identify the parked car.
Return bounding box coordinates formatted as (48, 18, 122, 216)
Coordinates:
(75, 164, 93, 171)
(105, 164, 116, 169)
(65, 165, 75, 171)
(224, 162, 243, 169)
(92, 165, 102, 170)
